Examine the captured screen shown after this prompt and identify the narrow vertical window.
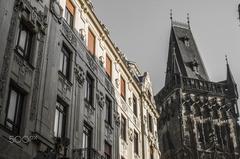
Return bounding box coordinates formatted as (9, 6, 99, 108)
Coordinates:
(120, 76, 126, 100)
(150, 146, 154, 159)
(104, 141, 112, 159)
(5, 86, 24, 134)
(148, 113, 153, 133)
(133, 94, 137, 117)
(134, 130, 139, 155)
(65, 0, 74, 28)
(85, 73, 94, 106)
(16, 22, 33, 60)
(106, 54, 112, 80)
(59, 45, 71, 79)
(54, 101, 66, 138)
(105, 96, 112, 125)
(82, 123, 92, 158)
(88, 29, 95, 55)
(121, 115, 127, 141)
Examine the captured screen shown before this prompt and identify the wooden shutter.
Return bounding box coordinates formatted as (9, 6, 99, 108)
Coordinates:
(66, 0, 75, 15)
(88, 29, 95, 55)
(106, 55, 112, 79)
(120, 76, 126, 99)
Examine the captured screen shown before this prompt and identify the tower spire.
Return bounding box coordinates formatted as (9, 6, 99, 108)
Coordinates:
(187, 13, 190, 28)
(225, 55, 238, 99)
(170, 9, 173, 25)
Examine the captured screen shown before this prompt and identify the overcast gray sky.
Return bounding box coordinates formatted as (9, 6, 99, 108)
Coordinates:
(91, 0, 240, 95)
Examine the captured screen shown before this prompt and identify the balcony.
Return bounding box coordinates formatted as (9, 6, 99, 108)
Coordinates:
(157, 74, 226, 102)
(73, 148, 105, 159)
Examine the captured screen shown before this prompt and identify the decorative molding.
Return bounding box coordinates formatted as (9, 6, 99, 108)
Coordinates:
(50, 0, 63, 22)
(96, 90, 104, 108)
(74, 64, 85, 86)
(128, 128, 133, 141)
(115, 78, 119, 88)
(62, 20, 77, 47)
(114, 112, 120, 127)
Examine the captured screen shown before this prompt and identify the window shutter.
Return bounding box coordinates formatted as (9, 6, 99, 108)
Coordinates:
(66, 0, 75, 15)
(88, 29, 95, 55)
(106, 55, 112, 79)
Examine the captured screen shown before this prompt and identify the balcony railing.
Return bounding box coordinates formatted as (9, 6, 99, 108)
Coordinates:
(73, 148, 105, 159)
(157, 74, 226, 102)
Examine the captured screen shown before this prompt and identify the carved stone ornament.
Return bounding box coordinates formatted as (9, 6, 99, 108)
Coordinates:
(115, 78, 120, 88)
(128, 128, 134, 141)
(114, 112, 120, 127)
(114, 62, 120, 73)
(128, 97, 132, 106)
(50, 0, 63, 21)
(74, 64, 85, 86)
(96, 90, 104, 107)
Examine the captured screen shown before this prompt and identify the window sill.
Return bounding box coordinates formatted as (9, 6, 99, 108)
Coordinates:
(14, 48, 35, 70)
(58, 71, 73, 86)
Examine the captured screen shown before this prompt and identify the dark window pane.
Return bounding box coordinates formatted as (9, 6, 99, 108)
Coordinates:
(5, 86, 24, 134)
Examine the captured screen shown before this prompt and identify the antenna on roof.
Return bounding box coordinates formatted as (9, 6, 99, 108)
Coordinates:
(170, 9, 173, 25)
(187, 13, 190, 28)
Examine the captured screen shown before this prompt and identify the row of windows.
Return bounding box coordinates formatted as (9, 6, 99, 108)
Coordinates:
(63, 1, 140, 114)
(120, 115, 139, 155)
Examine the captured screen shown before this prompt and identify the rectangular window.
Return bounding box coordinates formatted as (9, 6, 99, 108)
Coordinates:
(87, 29, 95, 55)
(104, 141, 112, 159)
(120, 76, 126, 100)
(121, 115, 127, 141)
(105, 96, 112, 125)
(54, 101, 66, 138)
(5, 85, 24, 134)
(82, 123, 92, 159)
(148, 113, 153, 133)
(134, 130, 139, 155)
(106, 55, 112, 80)
(59, 45, 71, 79)
(65, 0, 74, 28)
(85, 73, 94, 106)
(133, 94, 137, 117)
(16, 22, 33, 60)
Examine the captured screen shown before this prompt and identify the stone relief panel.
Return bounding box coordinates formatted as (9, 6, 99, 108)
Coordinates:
(74, 64, 85, 86)
(96, 90, 104, 108)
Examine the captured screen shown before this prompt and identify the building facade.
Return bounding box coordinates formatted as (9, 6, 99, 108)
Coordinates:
(0, 0, 160, 159)
(155, 21, 240, 159)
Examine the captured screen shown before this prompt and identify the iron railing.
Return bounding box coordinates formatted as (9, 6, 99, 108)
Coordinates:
(73, 148, 105, 159)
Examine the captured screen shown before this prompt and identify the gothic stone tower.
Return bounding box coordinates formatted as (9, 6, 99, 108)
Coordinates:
(155, 21, 240, 159)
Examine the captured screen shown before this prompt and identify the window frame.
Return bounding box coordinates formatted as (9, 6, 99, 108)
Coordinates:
(65, 0, 75, 28)
(53, 100, 67, 138)
(134, 130, 139, 155)
(148, 113, 153, 133)
(105, 96, 112, 125)
(59, 44, 71, 79)
(120, 76, 126, 100)
(5, 84, 25, 135)
(85, 73, 94, 106)
(105, 54, 112, 80)
(87, 29, 96, 55)
(16, 21, 33, 61)
(133, 94, 137, 117)
(121, 115, 127, 141)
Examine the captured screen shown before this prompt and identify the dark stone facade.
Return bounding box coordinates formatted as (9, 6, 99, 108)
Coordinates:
(155, 21, 240, 159)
